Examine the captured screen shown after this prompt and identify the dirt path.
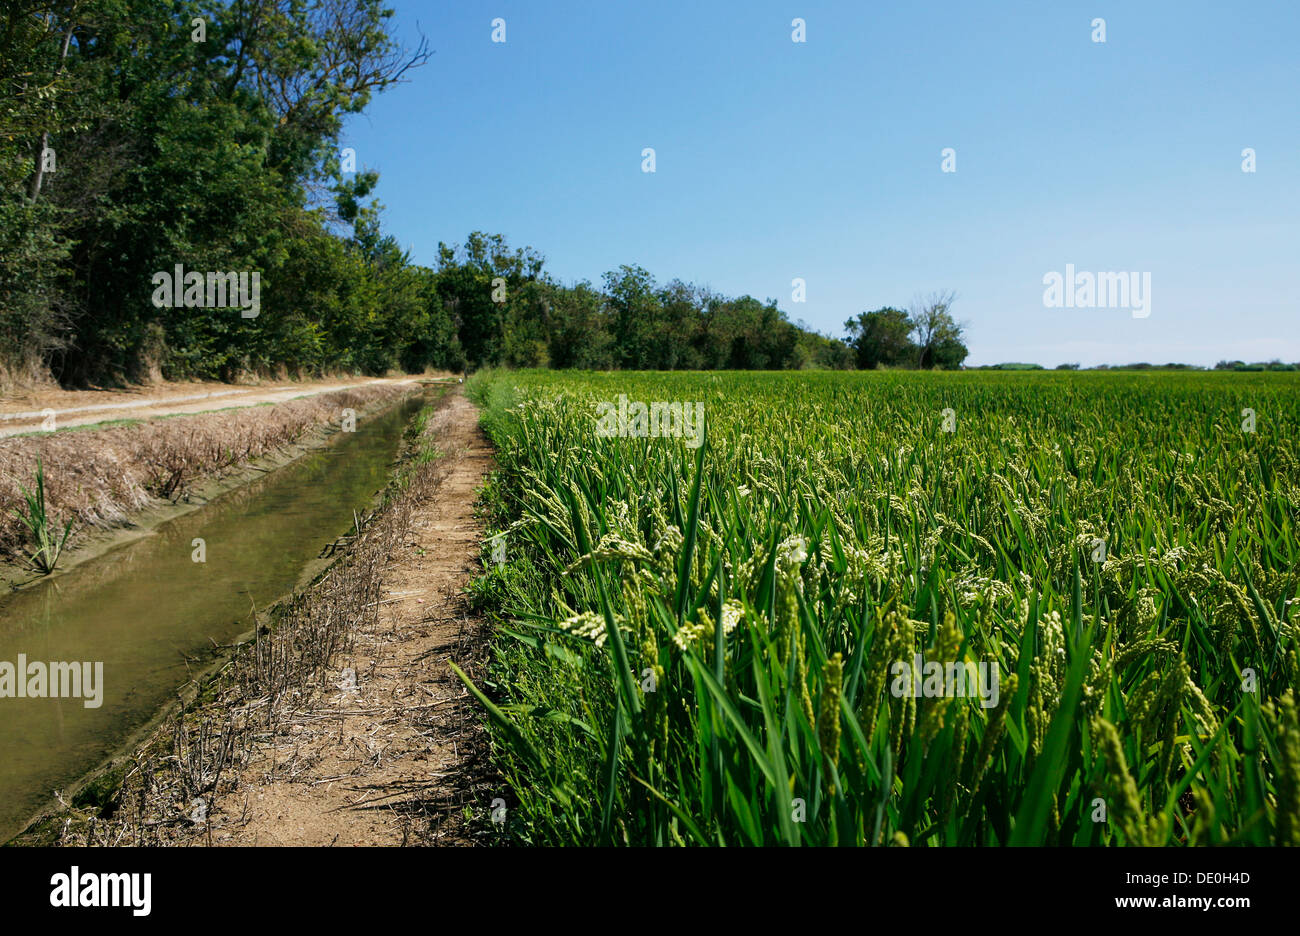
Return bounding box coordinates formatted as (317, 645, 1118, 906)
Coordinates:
(0, 375, 447, 438)
(206, 391, 495, 846)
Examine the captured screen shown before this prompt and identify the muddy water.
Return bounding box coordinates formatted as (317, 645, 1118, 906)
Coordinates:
(0, 393, 425, 841)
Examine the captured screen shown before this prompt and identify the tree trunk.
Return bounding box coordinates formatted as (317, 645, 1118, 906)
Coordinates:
(28, 17, 76, 203)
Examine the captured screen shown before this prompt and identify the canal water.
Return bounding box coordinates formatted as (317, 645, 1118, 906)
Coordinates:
(0, 392, 425, 840)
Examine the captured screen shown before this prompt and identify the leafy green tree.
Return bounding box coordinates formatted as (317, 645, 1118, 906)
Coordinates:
(603, 265, 662, 370)
(435, 232, 545, 370)
(656, 280, 705, 370)
(844, 307, 915, 369)
(2, 0, 430, 385)
(502, 279, 551, 368)
(794, 328, 854, 369)
(544, 281, 612, 369)
(908, 291, 968, 369)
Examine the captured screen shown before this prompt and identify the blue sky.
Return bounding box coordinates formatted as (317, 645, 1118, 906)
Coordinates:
(342, 1, 1299, 367)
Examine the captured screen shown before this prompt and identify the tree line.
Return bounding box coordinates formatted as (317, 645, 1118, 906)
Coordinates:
(1, 2, 968, 388)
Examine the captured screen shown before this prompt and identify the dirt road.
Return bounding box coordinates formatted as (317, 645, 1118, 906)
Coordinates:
(0, 376, 448, 438)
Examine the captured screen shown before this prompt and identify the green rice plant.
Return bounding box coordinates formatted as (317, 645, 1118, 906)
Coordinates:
(12, 458, 74, 575)
(460, 368, 1300, 846)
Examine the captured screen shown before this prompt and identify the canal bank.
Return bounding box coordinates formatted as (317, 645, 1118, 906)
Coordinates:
(8, 387, 495, 846)
(0, 380, 430, 591)
(0, 386, 438, 842)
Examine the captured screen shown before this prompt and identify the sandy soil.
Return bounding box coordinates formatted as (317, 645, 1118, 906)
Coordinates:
(204, 391, 496, 845)
(0, 375, 449, 438)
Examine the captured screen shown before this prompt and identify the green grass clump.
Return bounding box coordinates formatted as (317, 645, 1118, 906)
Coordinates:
(11, 458, 75, 575)
(461, 369, 1300, 846)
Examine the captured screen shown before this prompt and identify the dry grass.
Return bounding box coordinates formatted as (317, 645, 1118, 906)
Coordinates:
(0, 384, 410, 562)
(0, 356, 61, 399)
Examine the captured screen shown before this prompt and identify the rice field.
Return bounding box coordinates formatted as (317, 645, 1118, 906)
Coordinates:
(462, 369, 1300, 846)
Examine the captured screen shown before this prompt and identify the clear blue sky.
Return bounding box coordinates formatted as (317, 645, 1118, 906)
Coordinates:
(342, 1, 1299, 367)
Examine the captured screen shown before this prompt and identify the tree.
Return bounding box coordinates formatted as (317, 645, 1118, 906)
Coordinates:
(844, 307, 915, 369)
(908, 291, 968, 369)
(545, 281, 613, 369)
(793, 327, 854, 369)
(435, 232, 545, 370)
(1, 0, 432, 385)
(602, 265, 662, 370)
(657, 279, 705, 369)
